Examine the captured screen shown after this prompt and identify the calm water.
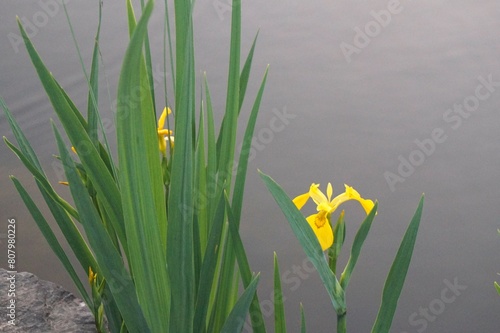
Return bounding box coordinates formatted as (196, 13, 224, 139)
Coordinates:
(1, 0, 500, 332)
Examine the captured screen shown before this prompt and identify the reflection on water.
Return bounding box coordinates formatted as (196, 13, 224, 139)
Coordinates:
(1, 0, 500, 331)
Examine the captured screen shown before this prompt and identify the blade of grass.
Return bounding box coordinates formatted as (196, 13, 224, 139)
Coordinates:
(238, 31, 259, 111)
(116, 1, 171, 331)
(371, 195, 424, 333)
(86, 0, 102, 146)
(259, 171, 346, 314)
(274, 253, 286, 333)
(195, 106, 209, 254)
(225, 196, 266, 333)
(328, 212, 346, 276)
(193, 192, 226, 333)
(203, 75, 217, 222)
(220, 274, 261, 333)
(340, 203, 378, 290)
(167, 1, 196, 331)
(231, 66, 268, 223)
(217, 0, 241, 191)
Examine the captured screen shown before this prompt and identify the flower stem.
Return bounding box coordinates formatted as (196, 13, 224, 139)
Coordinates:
(337, 312, 347, 333)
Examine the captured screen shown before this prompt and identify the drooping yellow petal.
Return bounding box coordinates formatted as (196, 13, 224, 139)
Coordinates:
(306, 214, 334, 251)
(331, 184, 375, 214)
(293, 192, 310, 210)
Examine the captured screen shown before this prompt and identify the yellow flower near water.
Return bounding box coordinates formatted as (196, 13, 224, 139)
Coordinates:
(293, 183, 374, 251)
(157, 107, 174, 155)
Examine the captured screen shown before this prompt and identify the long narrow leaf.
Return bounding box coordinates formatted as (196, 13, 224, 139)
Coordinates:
(193, 193, 226, 333)
(274, 253, 286, 333)
(220, 274, 261, 333)
(226, 196, 266, 333)
(340, 203, 378, 289)
(371, 195, 424, 333)
(168, 0, 196, 331)
(231, 66, 269, 223)
(116, 1, 170, 331)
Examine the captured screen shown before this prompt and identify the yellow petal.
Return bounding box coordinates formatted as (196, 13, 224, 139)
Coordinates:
(158, 107, 168, 130)
(327, 182, 333, 201)
(158, 129, 173, 136)
(158, 134, 167, 155)
(88, 267, 94, 284)
(293, 192, 310, 210)
(309, 183, 328, 206)
(306, 214, 334, 251)
(331, 184, 374, 214)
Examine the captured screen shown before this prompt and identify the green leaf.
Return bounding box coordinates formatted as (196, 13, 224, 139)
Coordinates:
(116, 1, 170, 331)
(274, 253, 286, 333)
(231, 66, 269, 223)
(203, 76, 217, 222)
(217, 0, 241, 192)
(193, 192, 225, 333)
(371, 195, 424, 333)
(495, 281, 500, 295)
(259, 171, 346, 314)
(238, 31, 259, 111)
(168, 1, 196, 331)
(52, 122, 149, 333)
(86, 0, 102, 147)
(220, 274, 261, 333)
(340, 203, 378, 290)
(225, 196, 266, 333)
(328, 211, 346, 276)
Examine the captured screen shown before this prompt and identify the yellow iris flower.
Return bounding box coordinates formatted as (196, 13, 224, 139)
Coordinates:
(157, 107, 174, 155)
(293, 183, 374, 251)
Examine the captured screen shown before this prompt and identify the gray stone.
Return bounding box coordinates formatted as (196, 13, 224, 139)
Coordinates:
(0, 268, 96, 332)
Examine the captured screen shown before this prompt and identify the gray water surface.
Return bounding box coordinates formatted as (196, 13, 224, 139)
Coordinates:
(1, 1, 500, 332)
